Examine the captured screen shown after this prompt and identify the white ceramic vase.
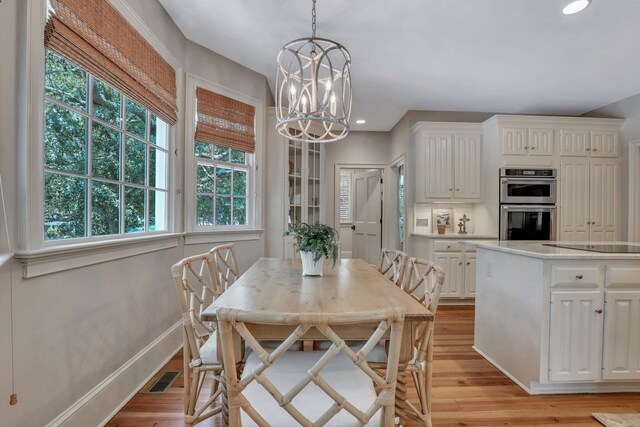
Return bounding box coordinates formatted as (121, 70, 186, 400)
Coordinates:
(300, 251, 324, 276)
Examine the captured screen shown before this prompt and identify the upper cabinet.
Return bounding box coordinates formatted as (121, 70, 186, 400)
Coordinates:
(502, 127, 555, 156)
(413, 122, 482, 202)
(560, 129, 619, 157)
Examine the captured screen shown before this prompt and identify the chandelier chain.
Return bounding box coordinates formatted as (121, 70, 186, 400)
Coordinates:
(311, 0, 316, 38)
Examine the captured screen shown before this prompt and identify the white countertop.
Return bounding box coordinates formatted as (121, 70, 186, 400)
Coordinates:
(410, 232, 498, 240)
(473, 240, 640, 259)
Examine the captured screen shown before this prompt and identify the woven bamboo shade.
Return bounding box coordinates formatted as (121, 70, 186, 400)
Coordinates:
(195, 87, 255, 153)
(45, 0, 178, 125)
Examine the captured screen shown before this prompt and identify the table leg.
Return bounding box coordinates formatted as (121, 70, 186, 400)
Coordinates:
(220, 370, 229, 427)
(395, 361, 408, 425)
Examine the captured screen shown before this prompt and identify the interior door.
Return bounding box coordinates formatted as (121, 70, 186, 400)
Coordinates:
(352, 170, 382, 265)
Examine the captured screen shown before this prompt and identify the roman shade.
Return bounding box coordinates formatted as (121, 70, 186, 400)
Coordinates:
(195, 87, 256, 154)
(45, 0, 178, 125)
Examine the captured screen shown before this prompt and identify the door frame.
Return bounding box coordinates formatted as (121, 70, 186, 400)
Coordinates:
(388, 154, 407, 251)
(629, 141, 640, 242)
(334, 163, 386, 248)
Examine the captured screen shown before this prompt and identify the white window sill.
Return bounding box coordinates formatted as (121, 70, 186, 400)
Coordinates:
(14, 233, 182, 278)
(184, 229, 263, 246)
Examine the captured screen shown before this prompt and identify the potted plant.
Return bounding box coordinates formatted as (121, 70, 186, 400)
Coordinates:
(284, 223, 339, 276)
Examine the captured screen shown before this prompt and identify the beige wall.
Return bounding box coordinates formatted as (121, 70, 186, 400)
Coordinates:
(0, 0, 272, 425)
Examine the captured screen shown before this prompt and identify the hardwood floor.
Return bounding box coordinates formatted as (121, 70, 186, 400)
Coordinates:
(106, 306, 640, 426)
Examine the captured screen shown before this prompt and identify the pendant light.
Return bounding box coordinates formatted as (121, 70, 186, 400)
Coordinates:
(275, 0, 352, 143)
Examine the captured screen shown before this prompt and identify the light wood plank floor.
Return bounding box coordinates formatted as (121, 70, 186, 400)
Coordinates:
(106, 306, 640, 426)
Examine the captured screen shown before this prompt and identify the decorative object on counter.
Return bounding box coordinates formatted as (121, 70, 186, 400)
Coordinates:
(284, 223, 339, 276)
(275, 0, 352, 143)
(433, 208, 453, 234)
(457, 214, 471, 235)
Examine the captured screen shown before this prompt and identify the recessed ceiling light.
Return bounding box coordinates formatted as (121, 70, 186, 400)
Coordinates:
(563, 0, 591, 15)
(355, 119, 366, 124)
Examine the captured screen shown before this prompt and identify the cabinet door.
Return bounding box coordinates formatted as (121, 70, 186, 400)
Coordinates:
(424, 134, 453, 199)
(560, 129, 591, 157)
(590, 158, 620, 242)
(549, 291, 604, 382)
(453, 133, 482, 199)
(591, 130, 619, 158)
(528, 128, 555, 156)
(603, 291, 640, 380)
(433, 252, 463, 298)
(559, 158, 590, 241)
(463, 254, 476, 297)
(502, 127, 528, 155)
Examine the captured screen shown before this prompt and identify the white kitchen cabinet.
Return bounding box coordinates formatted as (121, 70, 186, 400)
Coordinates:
(502, 127, 554, 156)
(560, 129, 619, 158)
(464, 255, 476, 297)
(549, 291, 604, 382)
(603, 291, 640, 380)
(434, 252, 463, 298)
(559, 157, 620, 242)
(413, 122, 482, 202)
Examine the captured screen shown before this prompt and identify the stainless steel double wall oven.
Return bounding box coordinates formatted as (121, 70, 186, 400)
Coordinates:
(499, 168, 557, 241)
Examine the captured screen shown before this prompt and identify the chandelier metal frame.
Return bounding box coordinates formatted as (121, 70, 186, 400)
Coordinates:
(275, 0, 352, 143)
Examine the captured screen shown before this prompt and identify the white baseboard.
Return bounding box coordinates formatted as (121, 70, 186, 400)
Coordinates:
(46, 320, 183, 427)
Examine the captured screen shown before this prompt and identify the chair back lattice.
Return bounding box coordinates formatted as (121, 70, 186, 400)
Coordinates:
(209, 243, 240, 293)
(377, 248, 408, 287)
(171, 252, 220, 365)
(402, 257, 445, 314)
(217, 308, 406, 427)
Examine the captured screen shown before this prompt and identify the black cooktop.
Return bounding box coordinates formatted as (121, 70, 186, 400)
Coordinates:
(544, 243, 640, 253)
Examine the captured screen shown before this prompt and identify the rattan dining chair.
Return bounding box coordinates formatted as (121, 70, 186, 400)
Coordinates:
(171, 252, 224, 425)
(209, 243, 240, 293)
(401, 257, 445, 427)
(217, 307, 406, 427)
(377, 248, 408, 288)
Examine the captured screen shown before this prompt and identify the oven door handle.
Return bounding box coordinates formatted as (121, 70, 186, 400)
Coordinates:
(502, 205, 557, 212)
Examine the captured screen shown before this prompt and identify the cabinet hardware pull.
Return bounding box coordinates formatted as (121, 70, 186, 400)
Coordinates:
(593, 148, 598, 152)
(586, 148, 591, 151)
(576, 274, 584, 279)
(447, 245, 451, 249)
(466, 262, 471, 265)
(595, 309, 603, 314)
(524, 146, 529, 149)
(456, 188, 460, 191)
(530, 147, 536, 150)
(449, 188, 452, 191)
(458, 262, 463, 265)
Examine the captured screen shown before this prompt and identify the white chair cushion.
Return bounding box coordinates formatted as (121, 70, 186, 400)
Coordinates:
(240, 351, 381, 426)
(315, 341, 389, 364)
(198, 334, 302, 365)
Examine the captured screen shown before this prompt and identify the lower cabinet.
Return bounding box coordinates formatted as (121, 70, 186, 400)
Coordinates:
(548, 265, 640, 383)
(433, 249, 476, 298)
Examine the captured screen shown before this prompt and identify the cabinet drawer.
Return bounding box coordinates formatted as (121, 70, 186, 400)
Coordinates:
(606, 267, 640, 288)
(433, 241, 463, 252)
(551, 265, 603, 288)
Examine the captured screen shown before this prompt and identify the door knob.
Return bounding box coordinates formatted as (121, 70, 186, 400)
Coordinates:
(351, 225, 355, 230)
(576, 274, 584, 279)
(595, 309, 603, 314)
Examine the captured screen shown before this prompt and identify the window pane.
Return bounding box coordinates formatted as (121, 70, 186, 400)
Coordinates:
(197, 195, 214, 226)
(149, 189, 167, 231)
(149, 114, 157, 144)
(233, 198, 247, 225)
(195, 141, 212, 159)
(44, 172, 86, 240)
(233, 170, 247, 196)
(216, 167, 232, 195)
(197, 164, 215, 193)
(125, 137, 146, 185)
(149, 147, 167, 189)
(45, 102, 87, 174)
(126, 99, 147, 139)
(92, 181, 120, 236)
(230, 149, 245, 164)
(213, 145, 230, 161)
(45, 50, 87, 111)
(91, 122, 121, 180)
(92, 78, 122, 127)
(125, 186, 145, 233)
(216, 196, 231, 225)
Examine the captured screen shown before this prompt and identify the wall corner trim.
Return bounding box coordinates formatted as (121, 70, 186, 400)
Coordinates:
(45, 320, 182, 427)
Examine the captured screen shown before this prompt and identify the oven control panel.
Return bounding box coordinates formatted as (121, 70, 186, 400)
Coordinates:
(500, 168, 556, 177)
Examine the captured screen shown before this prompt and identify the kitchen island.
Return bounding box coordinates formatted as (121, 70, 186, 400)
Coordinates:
(472, 241, 640, 394)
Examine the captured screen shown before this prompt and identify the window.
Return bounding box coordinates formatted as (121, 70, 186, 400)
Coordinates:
(339, 173, 352, 223)
(195, 143, 249, 227)
(398, 164, 405, 249)
(44, 50, 169, 241)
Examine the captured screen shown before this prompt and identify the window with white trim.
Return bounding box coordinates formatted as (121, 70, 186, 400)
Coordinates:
(195, 142, 250, 227)
(339, 173, 352, 223)
(43, 49, 169, 241)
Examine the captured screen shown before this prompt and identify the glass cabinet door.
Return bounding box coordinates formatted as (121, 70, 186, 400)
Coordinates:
(287, 140, 303, 226)
(286, 140, 322, 228)
(307, 142, 321, 225)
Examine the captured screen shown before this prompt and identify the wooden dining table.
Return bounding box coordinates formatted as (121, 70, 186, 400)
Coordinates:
(201, 257, 433, 425)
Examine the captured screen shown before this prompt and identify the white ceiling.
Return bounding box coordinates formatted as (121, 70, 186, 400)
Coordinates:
(159, 0, 640, 131)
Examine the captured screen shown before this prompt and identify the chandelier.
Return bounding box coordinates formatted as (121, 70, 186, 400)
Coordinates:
(275, 0, 352, 143)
